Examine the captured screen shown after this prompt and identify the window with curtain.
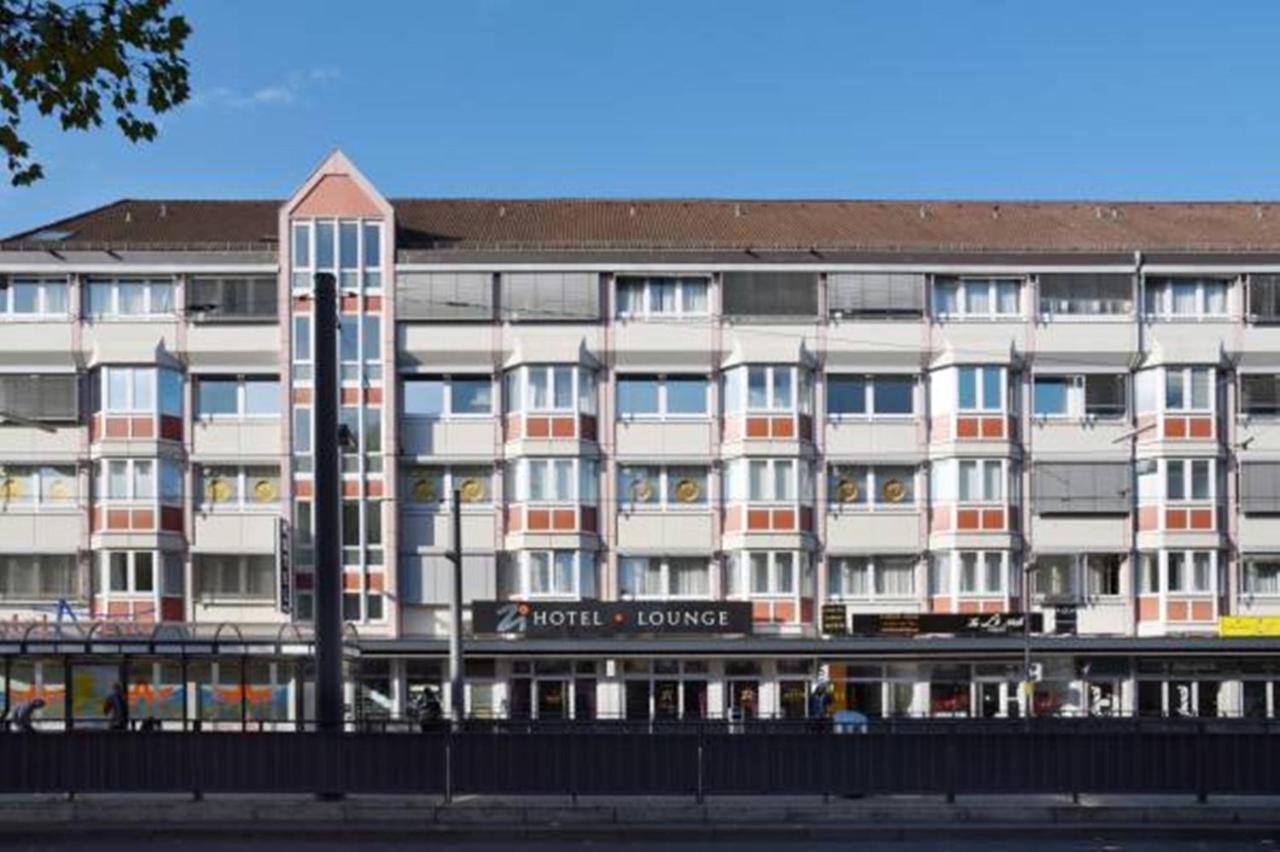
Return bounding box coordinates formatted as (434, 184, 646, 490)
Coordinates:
(1244, 559, 1280, 596)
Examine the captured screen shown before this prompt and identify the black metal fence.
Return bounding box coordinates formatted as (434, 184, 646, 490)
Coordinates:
(1, 719, 1278, 800)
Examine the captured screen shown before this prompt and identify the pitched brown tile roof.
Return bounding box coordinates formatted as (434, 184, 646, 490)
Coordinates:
(11, 197, 1280, 253)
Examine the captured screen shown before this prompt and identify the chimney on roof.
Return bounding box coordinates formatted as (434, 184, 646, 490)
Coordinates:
(918, 205, 928, 219)
(1257, 205, 1265, 221)
(991, 205, 1000, 220)
(629, 205, 635, 217)
(124, 209, 132, 224)
(498, 205, 506, 218)
(159, 203, 167, 219)
(734, 203, 743, 218)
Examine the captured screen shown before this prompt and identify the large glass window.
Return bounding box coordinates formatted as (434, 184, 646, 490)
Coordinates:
(619, 557, 711, 598)
(829, 555, 916, 598)
(617, 374, 709, 417)
(827, 374, 914, 417)
(957, 366, 1004, 412)
(1, 278, 68, 317)
(723, 365, 810, 414)
(85, 278, 175, 318)
(618, 465, 709, 508)
(932, 277, 1021, 319)
(1244, 558, 1280, 596)
(1144, 277, 1231, 319)
(195, 554, 275, 601)
(958, 459, 1005, 501)
(507, 458, 598, 503)
(195, 376, 279, 418)
(504, 365, 595, 414)
(957, 551, 1006, 595)
(616, 276, 709, 318)
(1165, 459, 1212, 501)
(504, 550, 596, 598)
(402, 375, 493, 417)
(1164, 367, 1213, 412)
(827, 464, 915, 507)
(0, 466, 76, 508)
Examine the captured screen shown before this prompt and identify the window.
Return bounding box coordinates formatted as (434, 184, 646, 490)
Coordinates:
(957, 366, 1004, 412)
(500, 272, 600, 321)
(1166, 550, 1213, 593)
(101, 367, 182, 416)
(616, 375, 709, 417)
(85, 278, 175, 318)
(1084, 374, 1127, 419)
(1038, 273, 1132, 316)
(619, 557, 711, 598)
(739, 551, 799, 596)
(827, 272, 925, 318)
(1033, 377, 1069, 416)
(827, 464, 915, 507)
(958, 460, 1004, 501)
(1030, 556, 1076, 598)
(187, 276, 276, 321)
(1244, 558, 1280, 596)
(402, 465, 492, 506)
(0, 374, 78, 421)
(195, 376, 279, 417)
(0, 554, 78, 600)
(195, 554, 275, 601)
(1086, 554, 1124, 597)
(103, 551, 155, 593)
(506, 458, 598, 503)
(1249, 274, 1280, 322)
(618, 465, 709, 508)
(402, 375, 493, 416)
(932, 277, 1021, 319)
(747, 459, 797, 502)
(1144, 277, 1230, 318)
(958, 551, 1006, 595)
(1164, 367, 1213, 412)
(197, 466, 281, 509)
(1, 277, 68, 317)
(503, 550, 597, 598)
(1241, 374, 1280, 416)
(97, 458, 181, 502)
(827, 374, 914, 417)
(0, 466, 76, 507)
(1166, 459, 1212, 501)
(829, 556, 915, 598)
(615, 276, 709, 318)
(503, 365, 595, 414)
(722, 365, 811, 415)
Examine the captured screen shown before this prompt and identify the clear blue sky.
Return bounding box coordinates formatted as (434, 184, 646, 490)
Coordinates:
(4, 0, 1280, 235)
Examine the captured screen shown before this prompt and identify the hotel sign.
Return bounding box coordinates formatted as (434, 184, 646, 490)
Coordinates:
(848, 612, 1043, 637)
(1220, 616, 1280, 637)
(472, 601, 753, 637)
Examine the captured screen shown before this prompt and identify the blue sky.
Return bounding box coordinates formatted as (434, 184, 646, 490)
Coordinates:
(5, 0, 1280, 235)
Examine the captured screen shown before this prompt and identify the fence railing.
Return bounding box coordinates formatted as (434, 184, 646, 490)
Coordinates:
(1, 720, 1277, 801)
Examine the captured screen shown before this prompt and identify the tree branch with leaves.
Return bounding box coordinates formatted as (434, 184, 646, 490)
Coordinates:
(0, 0, 190, 185)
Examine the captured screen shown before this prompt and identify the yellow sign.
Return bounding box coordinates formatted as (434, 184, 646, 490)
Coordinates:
(1220, 616, 1280, 637)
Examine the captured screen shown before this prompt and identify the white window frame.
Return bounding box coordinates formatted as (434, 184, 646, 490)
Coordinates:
(290, 217, 384, 292)
(0, 553, 80, 601)
(1143, 277, 1231, 320)
(194, 375, 281, 419)
(97, 458, 182, 504)
(827, 464, 917, 510)
(402, 374, 495, 418)
(730, 364, 811, 414)
(825, 373, 916, 419)
(1, 277, 69, 318)
(1164, 458, 1214, 503)
(1164, 366, 1214, 414)
(1031, 375, 1073, 419)
(518, 550, 593, 599)
(1242, 556, 1280, 598)
(506, 458, 599, 504)
(932, 277, 1022, 320)
(196, 465, 283, 511)
(956, 550, 1008, 596)
(194, 554, 275, 603)
(957, 459, 1006, 503)
(1164, 549, 1215, 595)
(85, 277, 175, 319)
(617, 465, 710, 511)
(401, 464, 494, 508)
(615, 374, 711, 419)
(615, 276, 710, 319)
(101, 550, 157, 594)
(618, 556, 712, 600)
(737, 550, 801, 597)
(956, 365, 1006, 413)
(503, 365, 595, 415)
(0, 465, 78, 510)
(828, 555, 917, 600)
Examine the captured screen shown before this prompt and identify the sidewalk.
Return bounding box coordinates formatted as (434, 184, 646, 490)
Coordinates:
(0, 793, 1278, 840)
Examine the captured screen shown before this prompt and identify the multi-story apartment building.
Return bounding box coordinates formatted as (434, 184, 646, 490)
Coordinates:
(2, 150, 1280, 726)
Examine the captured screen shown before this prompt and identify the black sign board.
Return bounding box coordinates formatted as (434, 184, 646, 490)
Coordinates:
(849, 612, 1043, 637)
(1053, 605, 1078, 636)
(821, 604, 848, 636)
(472, 601, 753, 637)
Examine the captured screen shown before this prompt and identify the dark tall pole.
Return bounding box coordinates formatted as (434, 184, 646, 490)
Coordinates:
(313, 272, 343, 732)
(448, 489, 465, 727)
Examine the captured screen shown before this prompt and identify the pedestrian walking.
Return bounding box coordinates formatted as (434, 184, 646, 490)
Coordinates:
(13, 697, 46, 733)
(102, 682, 128, 731)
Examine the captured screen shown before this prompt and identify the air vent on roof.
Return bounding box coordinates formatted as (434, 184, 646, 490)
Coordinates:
(28, 229, 73, 241)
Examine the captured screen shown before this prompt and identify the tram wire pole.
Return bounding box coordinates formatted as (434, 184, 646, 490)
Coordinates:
(449, 488, 465, 730)
(313, 272, 344, 737)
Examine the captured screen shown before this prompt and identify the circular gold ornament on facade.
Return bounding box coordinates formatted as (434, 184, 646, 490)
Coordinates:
(206, 478, 232, 503)
(836, 477, 860, 503)
(459, 478, 485, 503)
(412, 477, 437, 502)
(47, 478, 70, 500)
(881, 479, 906, 503)
(674, 478, 701, 503)
(252, 479, 278, 502)
(630, 478, 654, 502)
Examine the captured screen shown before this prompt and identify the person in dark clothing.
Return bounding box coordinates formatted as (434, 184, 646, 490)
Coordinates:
(102, 683, 128, 731)
(13, 697, 45, 733)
